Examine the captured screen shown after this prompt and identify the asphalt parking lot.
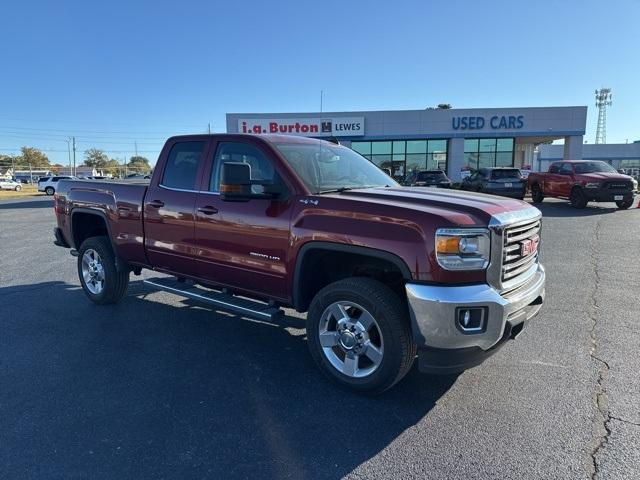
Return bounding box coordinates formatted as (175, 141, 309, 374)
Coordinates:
(1, 197, 639, 479)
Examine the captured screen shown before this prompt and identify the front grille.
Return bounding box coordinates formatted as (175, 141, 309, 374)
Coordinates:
(502, 218, 540, 284)
(605, 181, 632, 190)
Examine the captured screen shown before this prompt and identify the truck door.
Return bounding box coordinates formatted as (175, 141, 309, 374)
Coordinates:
(557, 162, 575, 197)
(193, 139, 293, 301)
(143, 139, 210, 274)
(545, 163, 561, 196)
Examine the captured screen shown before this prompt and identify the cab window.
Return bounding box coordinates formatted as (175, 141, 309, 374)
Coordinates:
(161, 141, 205, 190)
(559, 163, 574, 175)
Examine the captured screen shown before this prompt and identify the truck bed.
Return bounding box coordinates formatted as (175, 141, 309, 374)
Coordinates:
(55, 179, 149, 266)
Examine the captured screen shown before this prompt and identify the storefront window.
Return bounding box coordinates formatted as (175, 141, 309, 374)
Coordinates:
(371, 141, 392, 155)
(464, 138, 514, 170)
(351, 142, 371, 156)
(350, 139, 448, 181)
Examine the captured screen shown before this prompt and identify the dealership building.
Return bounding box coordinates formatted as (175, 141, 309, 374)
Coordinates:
(226, 106, 636, 180)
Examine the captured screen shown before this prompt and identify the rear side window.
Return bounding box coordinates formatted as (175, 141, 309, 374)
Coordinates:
(210, 142, 275, 192)
(549, 164, 560, 173)
(560, 163, 573, 175)
(51, 177, 60, 182)
(161, 141, 205, 190)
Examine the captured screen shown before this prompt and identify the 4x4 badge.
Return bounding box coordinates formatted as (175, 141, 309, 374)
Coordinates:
(299, 199, 319, 206)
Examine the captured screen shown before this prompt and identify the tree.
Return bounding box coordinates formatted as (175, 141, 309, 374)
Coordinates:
(127, 155, 151, 173)
(17, 147, 50, 168)
(83, 148, 110, 168)
(437, 103, 452, 109)
(0, 154, 16, 168)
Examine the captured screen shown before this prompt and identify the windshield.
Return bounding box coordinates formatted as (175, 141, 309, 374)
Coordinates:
(491, 169, 522, 180)
(274, 141, 398, 193)
(416, 171, 446, 182)
(574, 162, 617, 174)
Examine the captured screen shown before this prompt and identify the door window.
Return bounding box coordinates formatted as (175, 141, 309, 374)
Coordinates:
(161, 141, 205, 190)
(210, 142, 275, 193)
(559, 163, 574, 175)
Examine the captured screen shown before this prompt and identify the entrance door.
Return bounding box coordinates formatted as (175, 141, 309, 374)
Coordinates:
(144, 139, 209, 274)
(193, 139, 293, 301)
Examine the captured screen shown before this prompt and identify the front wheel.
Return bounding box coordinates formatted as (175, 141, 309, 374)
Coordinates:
(77, 236, 129, 304)
(531, 184, 544, 203)
(15, 185, 21, 191)
(570, 188, 588, 209)
(306, 277, 416, 395)
(616, 199, 633, 210)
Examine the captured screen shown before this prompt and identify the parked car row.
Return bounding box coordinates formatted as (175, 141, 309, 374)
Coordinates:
(398, 161, 637, 208)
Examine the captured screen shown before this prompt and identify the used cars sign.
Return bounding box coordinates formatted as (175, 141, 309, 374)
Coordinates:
(238, 117, 365, 137)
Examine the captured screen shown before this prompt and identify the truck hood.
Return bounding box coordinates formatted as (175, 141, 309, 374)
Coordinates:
(578, 172, 632, 182)
(333, 186, 534, 226)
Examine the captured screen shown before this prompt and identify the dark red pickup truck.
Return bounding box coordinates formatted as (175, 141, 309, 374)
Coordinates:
(53, 134, 545, 393)
(528, 160, 636, 209)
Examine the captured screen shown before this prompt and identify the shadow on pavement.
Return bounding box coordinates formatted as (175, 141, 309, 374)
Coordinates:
(532, 201, 621, 217)
(0, 280, 458, 480)
(0, 198, 53, 210)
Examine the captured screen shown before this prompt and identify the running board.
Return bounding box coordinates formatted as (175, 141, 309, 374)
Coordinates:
(143, 278, 284, 322)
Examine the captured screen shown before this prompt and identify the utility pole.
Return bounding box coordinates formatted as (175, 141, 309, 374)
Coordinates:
(208, 123, 211, 134)
(72, 136, 76, 176)
(66, 137, 72, 174)
(320, 90, 323, 112)
(134, 141, 138, 157)
(124, 156, 128, 177)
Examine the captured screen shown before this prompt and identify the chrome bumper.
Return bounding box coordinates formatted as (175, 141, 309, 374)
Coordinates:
(405, 264, 545, 351)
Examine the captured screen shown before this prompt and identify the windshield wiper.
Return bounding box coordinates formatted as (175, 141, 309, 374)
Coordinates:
(317, 187, 355, 194)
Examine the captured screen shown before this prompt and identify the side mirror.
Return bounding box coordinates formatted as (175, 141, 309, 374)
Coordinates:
(220, 162, 280, 202)
(618, 169, 625, 174)
(220, 162, 252, 201)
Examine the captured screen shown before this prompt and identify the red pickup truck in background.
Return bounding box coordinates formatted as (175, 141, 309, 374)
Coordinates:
(527, 160, 636, 209)
(52, 134, 545, 394)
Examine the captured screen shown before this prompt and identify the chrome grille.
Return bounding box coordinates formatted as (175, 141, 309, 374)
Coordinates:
(502, 218, 540, 283)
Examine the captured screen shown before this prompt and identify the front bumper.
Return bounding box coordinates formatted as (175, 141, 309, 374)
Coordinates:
(483, 188, 526, 198)
(406, 264, 545, 373)
(585, 189, 634, 202)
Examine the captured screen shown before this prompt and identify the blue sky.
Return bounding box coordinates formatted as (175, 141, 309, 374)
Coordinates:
(0, 0, 638, 166)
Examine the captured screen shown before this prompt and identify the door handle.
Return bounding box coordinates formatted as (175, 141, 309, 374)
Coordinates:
(148, 200, 164, 208)
(198, 205, 219, 215)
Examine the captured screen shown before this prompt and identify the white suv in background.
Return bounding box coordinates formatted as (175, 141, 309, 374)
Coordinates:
(37, 176, 74, 195)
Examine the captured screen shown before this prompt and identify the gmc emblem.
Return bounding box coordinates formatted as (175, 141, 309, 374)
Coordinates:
(520, 235, 540, 256)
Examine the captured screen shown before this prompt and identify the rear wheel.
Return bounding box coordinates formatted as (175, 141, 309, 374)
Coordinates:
(45, 186, 54, 195)
(570, 187, 588, 209)
(616, 199, 633, 210)
(306, 277, 416, 395)
(531, 184, 544, 203)
(77, 236, 129, 304)
(14, 185, 21, 191)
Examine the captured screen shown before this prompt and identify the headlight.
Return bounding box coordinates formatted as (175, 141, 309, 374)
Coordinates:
(632, 179, 638, 191)
(435, 228, 490, 270)
(584, 182, 600, 188)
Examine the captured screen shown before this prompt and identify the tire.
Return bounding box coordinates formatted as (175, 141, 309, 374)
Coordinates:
(570, 187, 588, 209)
(45, 186, 54, 195)
(531, 184, 544, 203)
(77, 236, 129, 305)
(616, 199, 633, 210)
(15, 185, 21, 191)
(306, 277, 416, 395)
